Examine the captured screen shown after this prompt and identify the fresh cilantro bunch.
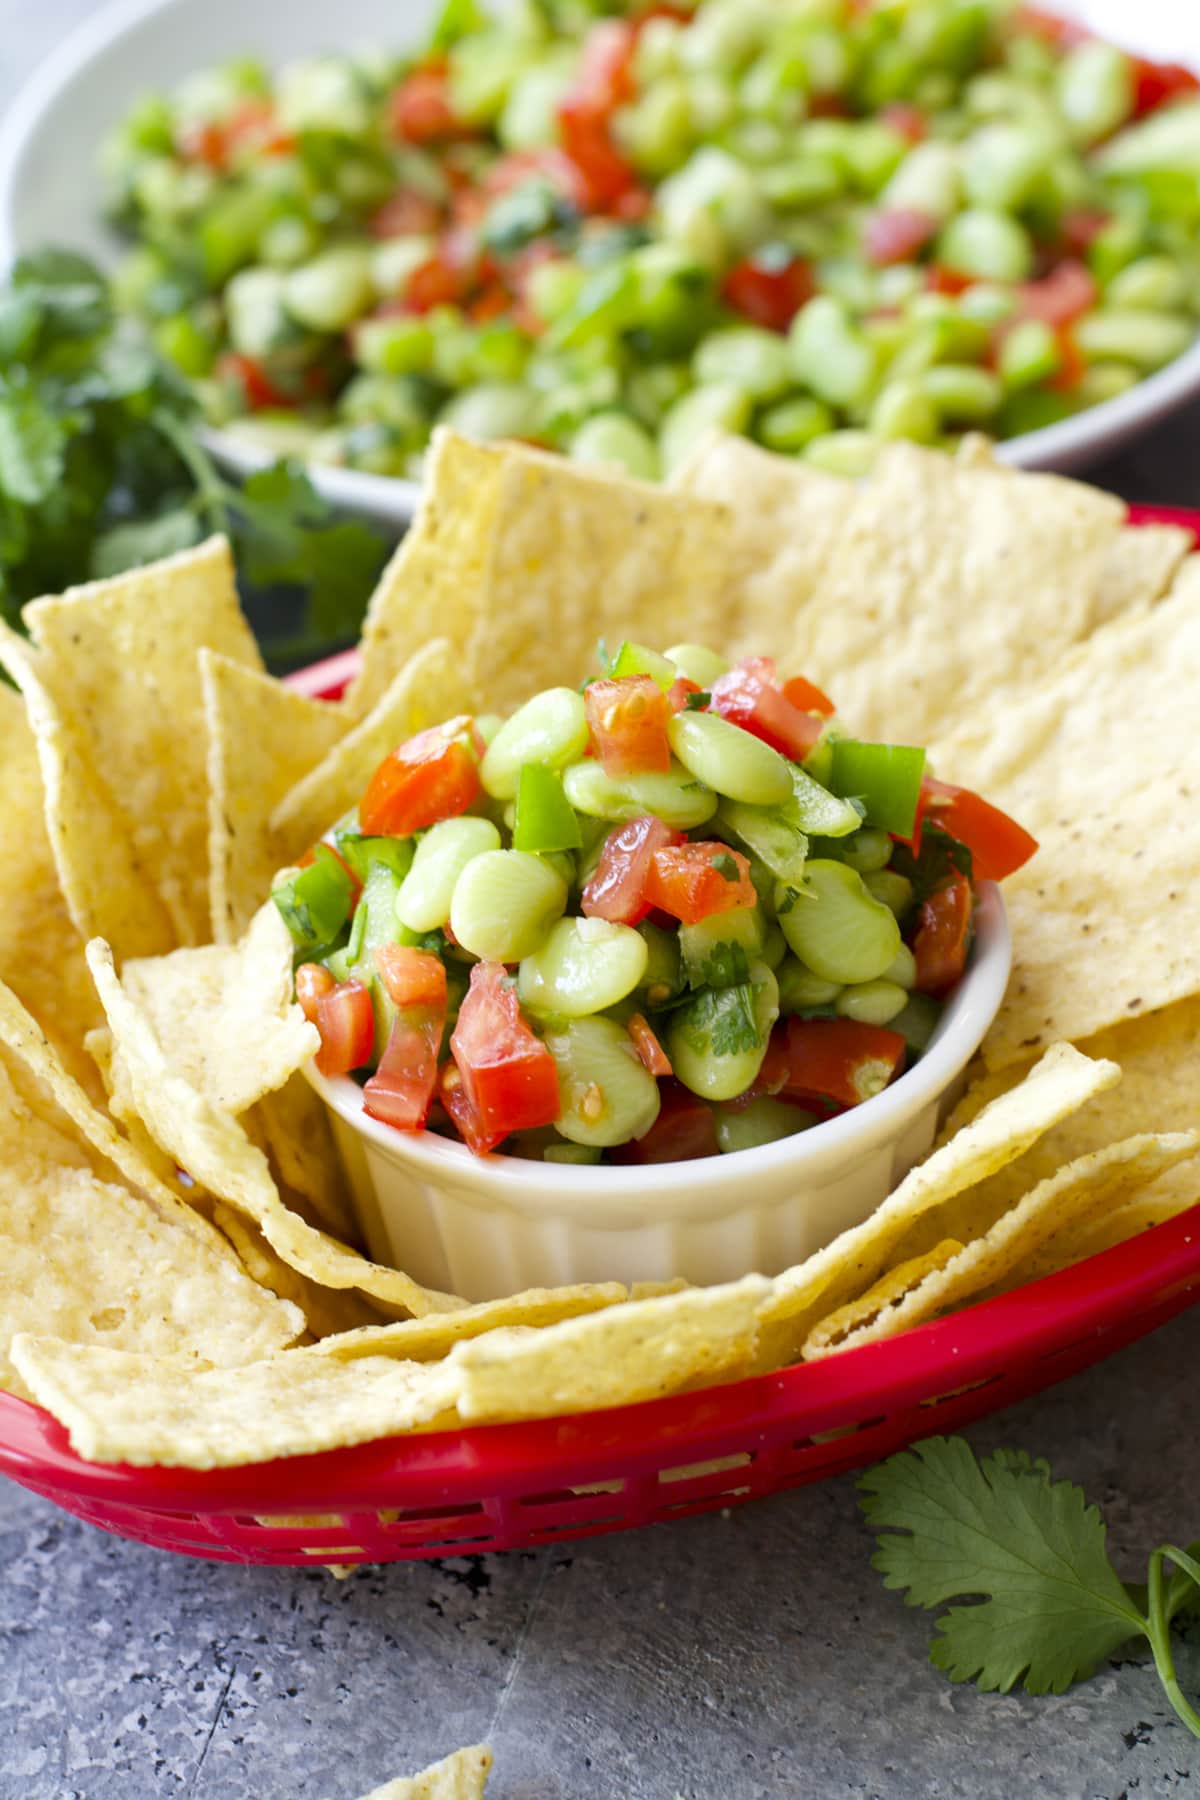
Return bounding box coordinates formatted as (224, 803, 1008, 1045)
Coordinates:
(0, 249, 387, 661)
(860, 1436, 1200, 1737)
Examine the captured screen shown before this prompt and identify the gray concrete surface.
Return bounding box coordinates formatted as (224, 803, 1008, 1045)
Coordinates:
(4, 5, 1200, 1796)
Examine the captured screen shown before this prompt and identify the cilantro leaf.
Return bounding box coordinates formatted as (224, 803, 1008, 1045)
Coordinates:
(682, 982, 760, 1058)
(692, 942, 750, 991)
(0, 388, 69, 505)
(684, 689, 711, 710)
(860, 1438, 1145, 1697)
(711, 851, 739, 881)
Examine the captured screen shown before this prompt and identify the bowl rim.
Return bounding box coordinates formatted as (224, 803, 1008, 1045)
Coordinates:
(2, 0, 1200, 518)
(304, 881, 1010, 1212)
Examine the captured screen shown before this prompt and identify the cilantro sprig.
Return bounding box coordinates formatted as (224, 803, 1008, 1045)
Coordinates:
(860, 1436, 1200, 1737)
(0, 250, 387, 663)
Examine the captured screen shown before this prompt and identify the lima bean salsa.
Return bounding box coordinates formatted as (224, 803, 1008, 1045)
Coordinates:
(105, 0, 1200, 482)
(271, 645, 1037, 1163)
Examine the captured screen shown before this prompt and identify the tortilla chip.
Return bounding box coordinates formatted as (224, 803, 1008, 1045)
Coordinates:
(449, 1275, 769, 1422)
(792, 442, 1124, 744)
(210, 1204, 386, 1341)
(799, 1238, 963, 1355)
(356, 1747, 493, 1800)
(468, 449, 734, 712)
(1003, 1178, 1199, 1283)
(1091, 522, 1192, 627)
(87, 938, 466, 1317)
(0, 975, 225, 1245)
(311, 1282, 629, 1361)
(272, 638, 473, 856)
(807, 1131, 1199, 1356)
(345, 431, 505, 721)
(934, 572, 1200, 1067)
(0, 1054, 302, 1400)
(0, 685, 104, 1095)
(201, 650, 347, 943)
(9, 1337, 459, 1466)
(250, 1071, 358, 1243)
(754, 1042, 1120, 1370)
(670, 432, 852, 649)
(118, 902, 318, 1117)
(8, 538, 261, 956)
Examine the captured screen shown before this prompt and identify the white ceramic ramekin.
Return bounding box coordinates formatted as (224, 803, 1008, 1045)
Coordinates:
(304, 884, 1010, 1301)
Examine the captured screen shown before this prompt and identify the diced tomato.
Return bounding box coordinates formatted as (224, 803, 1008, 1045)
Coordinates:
(627, 1012, 672, 1077)
(912, 874, 973, 995)
(711, 657, 825, 760)
(177, 100, 293, 168)
(916, 776, 1038, 882)
(295, 962, 335, 1025)
(1016, 259, 1097, 329)
(926, 264, 975, 296)
(780, 1017, 906, 1109)
(314, 980, 375, 1077)
(780, 673, 836, 719)
(1060, 208, 1110, 255)
(864, 207, 938, 267)
(722, 253, 814, 332)
(666, 676, 701, 714)
(557, 18, 641, 212)
(404, 227, 484, 312)
(878, 102, 928, 145)
(585, 675, 673, 776)
(438, 1060, 505, 1155)
(469, 281, 513, 323)
(388, 63, 468, 145)
(611, 1081, 717, 1163)
(643, 842, 755, 925)
(450, 962, 561, 1146)
(360, 716, 481, 838)
(364, 1012, 444, 1131)
(1130, 55, 1200, 116)
(1049, 326, 1086, 393)
(215, 351, 291, 412)
(375, 945, 448, 1011)
(369, 190, 445, 239)
(581, 815, 684, 925)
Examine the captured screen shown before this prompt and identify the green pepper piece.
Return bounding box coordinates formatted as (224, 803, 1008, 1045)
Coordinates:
(828, 740, 927, 839)
(512, 763, 584, 856)
(271, 845, 353, 956)
(606, 639, 677, 689)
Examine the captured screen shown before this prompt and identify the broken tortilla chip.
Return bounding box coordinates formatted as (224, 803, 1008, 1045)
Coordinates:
(311, 1282, 629, 1361)
(356, 1747, 493, 1800)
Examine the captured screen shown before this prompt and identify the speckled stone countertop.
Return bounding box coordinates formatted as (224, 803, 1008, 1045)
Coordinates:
(4, 7, 1200, 1796)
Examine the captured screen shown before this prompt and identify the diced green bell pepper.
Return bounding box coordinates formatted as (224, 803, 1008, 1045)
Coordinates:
(829, 740, 927, 838)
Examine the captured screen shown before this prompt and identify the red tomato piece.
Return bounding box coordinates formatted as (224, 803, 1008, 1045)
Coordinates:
(926, 264, 975, 296)
(864, 207, 938, 267)
(721, 253, 814, 332)
(295, 962, 335, 1025)
(1016, 259, 1097, 329)
(375, 945, 448, 1011)
(469, 281, 513, 323)
(917, 776, 1038, 881)
(388, 63, 466, 144)
(369, 190, 445, 239)
(404, 229, 484, 312)
(216, 351, 291, 412)
(611, 1081, 717, 1163)
(450, 962, 561, 1146)
(1060, 208, 1110, 255)
(627, 1012, 672, 1077)
(581, 815, 684, 925)
(360, 716, 481, 838)
(363, 1010, 444, 1131)
(711, 657, 825, 760)
(557, 19, 641, 212)
(912, 874, 973, 995)
(1049, 326, 1086, 393)
(314, 980, 375, 1077)
(643, 842, 755, 925)
(585, 675, 673, 776)
(1131, 55, 1200, 115)
(878, 102, 928, 145)
(781, 1017, 906, 1109)
(438, 1059, 506, 1155)
(780, 673, 836, 719)
(666, 676, 701, 713)
(1014, 7, 1089, 47)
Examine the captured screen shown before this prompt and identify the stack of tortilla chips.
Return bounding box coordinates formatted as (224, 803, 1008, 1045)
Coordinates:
(1, 429, 1197, 1473)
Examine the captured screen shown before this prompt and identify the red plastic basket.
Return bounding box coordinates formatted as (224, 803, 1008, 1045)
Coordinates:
(1, 503, 1195, 1566)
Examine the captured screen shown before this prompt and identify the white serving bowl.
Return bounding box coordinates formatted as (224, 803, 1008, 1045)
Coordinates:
(0, 0, 1198, 526)
(304, 884, 1010, 1301)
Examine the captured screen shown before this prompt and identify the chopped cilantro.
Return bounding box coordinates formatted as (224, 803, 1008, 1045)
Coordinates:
(684, 689, 711, 710)
(889, 825, 974, 905)
(693, 942, 751, 990)
(712, 852, 739, 881)
(682, 983, 761, 1058)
